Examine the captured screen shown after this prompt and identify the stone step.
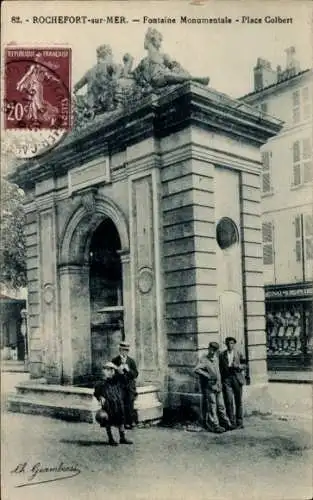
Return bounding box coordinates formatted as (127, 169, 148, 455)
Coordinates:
(7, 380, 163, 424)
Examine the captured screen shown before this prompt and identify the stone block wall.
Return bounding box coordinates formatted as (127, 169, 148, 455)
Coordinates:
(161, 141, 219, 409)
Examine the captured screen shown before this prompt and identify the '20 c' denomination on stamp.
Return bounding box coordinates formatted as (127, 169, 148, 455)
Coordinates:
(3, 47, 72, 159)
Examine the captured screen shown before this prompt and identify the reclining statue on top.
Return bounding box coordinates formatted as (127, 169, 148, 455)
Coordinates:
(72, 29, 210, 128)
(73, 44, 120, 122)
(133, 28, 210, 94)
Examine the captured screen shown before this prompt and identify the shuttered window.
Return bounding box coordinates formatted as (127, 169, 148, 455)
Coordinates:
(262, 222, 274, 265)
(292, 139, 312, 186)
(295, 215, 302, 262)
(294, 214, 313, 262)
(302, 87, 311, 121)
(292, 87, 311, 124)
(305, 214, 313, 260)
(303, 138, 313, 183)
(292, 90, 301, 124)
(261, 151, 272, 193)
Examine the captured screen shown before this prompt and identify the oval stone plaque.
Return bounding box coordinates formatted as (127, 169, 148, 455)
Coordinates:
(216, 217, 239, 250)
(138, 267, 153, 294)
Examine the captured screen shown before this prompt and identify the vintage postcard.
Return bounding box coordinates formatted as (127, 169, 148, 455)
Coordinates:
(1, 1, 312, 500)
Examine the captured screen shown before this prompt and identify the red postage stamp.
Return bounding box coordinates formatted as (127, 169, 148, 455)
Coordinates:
(4, 47, 71, 130)
(3, 47, 71, 159)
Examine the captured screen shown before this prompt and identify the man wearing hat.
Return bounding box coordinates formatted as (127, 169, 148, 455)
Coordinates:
(112, 342, 138, 429)
(219, 337, 246, 429)
(94, 361, 133, 445)
(194, 342, 234, 433)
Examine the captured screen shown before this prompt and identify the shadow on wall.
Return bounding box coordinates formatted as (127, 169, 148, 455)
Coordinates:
(163, 370, 201, 425)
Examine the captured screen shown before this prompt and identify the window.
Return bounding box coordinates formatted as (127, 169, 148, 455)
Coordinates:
(292, 87, 312, 124)
(292, 90, 300, 124)
(295, 215, 302, 262)
(294, 214, 313, 262)
(261, 151, 272, 193)
(262, 222, 274, 265)
(305, 214, 313, 260)
(292, 138, 312, 186)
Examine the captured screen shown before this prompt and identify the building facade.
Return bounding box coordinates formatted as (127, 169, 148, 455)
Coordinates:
(241, 48, 313, 371)
(0, 285, 27, 362)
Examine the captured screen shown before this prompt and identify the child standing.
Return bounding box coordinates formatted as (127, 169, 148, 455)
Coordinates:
(94, 361, 133, 446)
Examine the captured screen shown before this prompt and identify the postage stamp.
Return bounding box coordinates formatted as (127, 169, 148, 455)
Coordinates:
(3, 47, 72, 158)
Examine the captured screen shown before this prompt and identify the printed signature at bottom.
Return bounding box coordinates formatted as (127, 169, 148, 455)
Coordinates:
(10, 462, 81, 487)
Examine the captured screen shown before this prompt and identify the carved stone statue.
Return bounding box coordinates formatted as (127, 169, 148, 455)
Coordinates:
(73, 44, 120, 123)
(115, 53, 138, 108)
(133, 28, 210, 93)
(72, 30, 210, 129)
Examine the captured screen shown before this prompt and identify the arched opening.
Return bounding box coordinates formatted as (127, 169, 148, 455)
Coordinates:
(89, 218, 124, 377)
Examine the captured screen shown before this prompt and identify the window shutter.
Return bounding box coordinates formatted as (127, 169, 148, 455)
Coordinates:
(262, 222, 273, 265)
(305, 214, 313, 260)
(261, 151, 271, 193)
(292, 141, 301, 185)
(302, 87, 311, 121)
(262, 173, 271, 193)
(293, 141, 300, 162)
(295, 215, 302, 262)
(292, 90, 300, 106)
(302, 138, 312, 183)
(305, 214, 313, 236)
(292, 90, 301, 124)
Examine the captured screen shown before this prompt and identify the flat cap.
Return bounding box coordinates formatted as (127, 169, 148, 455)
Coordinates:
(208, 341, 220, 351)
(119, 342, 130, 350)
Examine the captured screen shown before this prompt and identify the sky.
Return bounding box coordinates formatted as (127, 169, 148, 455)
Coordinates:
(2, 1, 313, 98)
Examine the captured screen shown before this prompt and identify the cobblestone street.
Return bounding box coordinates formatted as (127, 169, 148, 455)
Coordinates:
(2, 375, 312, 500)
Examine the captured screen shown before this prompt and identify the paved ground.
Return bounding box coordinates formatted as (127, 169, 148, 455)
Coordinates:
(2, 373, 313, 500)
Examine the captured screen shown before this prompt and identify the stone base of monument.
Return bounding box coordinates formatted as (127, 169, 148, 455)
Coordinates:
(163, 383, 310, 421)
(7, 380, 163, 424)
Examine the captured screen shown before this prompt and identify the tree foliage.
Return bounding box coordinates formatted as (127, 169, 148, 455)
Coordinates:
(0, 177, 27, 289)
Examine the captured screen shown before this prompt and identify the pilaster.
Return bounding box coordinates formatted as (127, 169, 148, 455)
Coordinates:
(59, 264, 92, 384)
(38, 195, 61, 383)
(128, 166, 164, 385)
(24, 206, 42, 378)
(240, 171, 268, 384)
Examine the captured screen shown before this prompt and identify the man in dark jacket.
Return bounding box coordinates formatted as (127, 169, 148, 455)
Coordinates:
(219, 337, 246, 429)
(112, 342, 138, 429)
(194, 342, 234, 433)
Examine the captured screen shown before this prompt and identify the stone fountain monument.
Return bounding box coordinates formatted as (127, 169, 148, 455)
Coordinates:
(8, 28, 282, 423)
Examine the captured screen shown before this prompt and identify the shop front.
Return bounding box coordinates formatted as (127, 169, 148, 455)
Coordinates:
(265, 282, 313, 370)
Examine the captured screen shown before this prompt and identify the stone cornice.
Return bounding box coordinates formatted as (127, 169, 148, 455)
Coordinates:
(9, 83, 282, 190)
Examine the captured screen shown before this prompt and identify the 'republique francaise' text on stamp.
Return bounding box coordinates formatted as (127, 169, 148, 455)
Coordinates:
(3, 47, 71, 158)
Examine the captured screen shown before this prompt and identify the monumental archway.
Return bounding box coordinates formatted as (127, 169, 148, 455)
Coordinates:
(89, 218, 123, 377)
(59, 192, 129, 266)
(58, 193, 130, 384)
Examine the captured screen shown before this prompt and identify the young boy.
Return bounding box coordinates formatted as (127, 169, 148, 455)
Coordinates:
(94, 361, 133, 446)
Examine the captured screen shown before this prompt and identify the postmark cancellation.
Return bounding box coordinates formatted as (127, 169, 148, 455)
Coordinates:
(3, 47, 72, 158)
